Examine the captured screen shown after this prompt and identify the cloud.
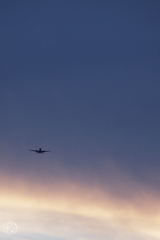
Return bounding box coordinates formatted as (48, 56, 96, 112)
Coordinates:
(0, 171, 160, 240)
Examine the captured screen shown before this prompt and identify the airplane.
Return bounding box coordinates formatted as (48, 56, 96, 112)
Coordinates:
(28, 148, 52, 154)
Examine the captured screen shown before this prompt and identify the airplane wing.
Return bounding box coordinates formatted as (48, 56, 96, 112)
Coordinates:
(41, 150, 52, 153)
(28, 149, 39, 153)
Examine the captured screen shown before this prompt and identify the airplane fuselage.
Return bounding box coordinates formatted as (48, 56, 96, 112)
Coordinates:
(37, 148, 43, 153)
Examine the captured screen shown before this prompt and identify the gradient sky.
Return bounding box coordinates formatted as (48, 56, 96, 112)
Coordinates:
(0, 1, 160, 239)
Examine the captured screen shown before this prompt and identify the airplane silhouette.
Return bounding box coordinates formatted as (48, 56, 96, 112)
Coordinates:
(28, 148, 51, 154)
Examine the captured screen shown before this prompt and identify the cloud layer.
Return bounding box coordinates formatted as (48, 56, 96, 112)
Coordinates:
(1, 170, 160, 240)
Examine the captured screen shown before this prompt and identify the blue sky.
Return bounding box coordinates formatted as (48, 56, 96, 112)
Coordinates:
(0, 1, 160, 239)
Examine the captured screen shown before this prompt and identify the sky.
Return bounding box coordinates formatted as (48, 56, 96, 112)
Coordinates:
(0, 0, 160, 239)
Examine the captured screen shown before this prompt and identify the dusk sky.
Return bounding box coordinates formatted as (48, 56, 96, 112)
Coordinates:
(0, 1, 160, 239)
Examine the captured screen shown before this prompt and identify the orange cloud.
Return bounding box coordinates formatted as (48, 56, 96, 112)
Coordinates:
(0, 171, 160, 239)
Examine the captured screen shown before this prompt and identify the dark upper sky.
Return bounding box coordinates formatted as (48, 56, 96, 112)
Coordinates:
(0, 0, 160, 192)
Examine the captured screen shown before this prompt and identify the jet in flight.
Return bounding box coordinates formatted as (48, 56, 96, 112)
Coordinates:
(28, 148, 51, 154)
